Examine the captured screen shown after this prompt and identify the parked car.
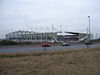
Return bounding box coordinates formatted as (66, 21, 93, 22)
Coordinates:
(42, 43, 51, 47)
(85, 42, 92, 45)
(62, 42, 71, 46)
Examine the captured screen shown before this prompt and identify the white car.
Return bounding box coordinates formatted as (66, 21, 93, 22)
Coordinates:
(62, 42, 71, 46)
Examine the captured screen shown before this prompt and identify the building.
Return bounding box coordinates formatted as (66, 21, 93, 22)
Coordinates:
(5, 30, 87, 43)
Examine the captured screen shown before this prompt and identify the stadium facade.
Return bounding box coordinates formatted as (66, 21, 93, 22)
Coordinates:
(5, 30, 87, 43)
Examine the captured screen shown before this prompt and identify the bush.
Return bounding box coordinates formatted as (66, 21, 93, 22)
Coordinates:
(0, 40, 17, 46)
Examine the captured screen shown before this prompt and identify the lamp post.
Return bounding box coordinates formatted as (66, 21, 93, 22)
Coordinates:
(88, 16, 91, 47)
(88, 16, 90, 36)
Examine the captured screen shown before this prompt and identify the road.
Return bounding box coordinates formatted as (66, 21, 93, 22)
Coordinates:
(0, 44, 100, 53)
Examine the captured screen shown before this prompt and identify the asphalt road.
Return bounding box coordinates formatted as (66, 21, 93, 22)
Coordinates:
(0, 44, 100, 53)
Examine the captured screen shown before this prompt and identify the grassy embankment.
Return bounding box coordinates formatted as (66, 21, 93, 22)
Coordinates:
(0, 47, 100, 75)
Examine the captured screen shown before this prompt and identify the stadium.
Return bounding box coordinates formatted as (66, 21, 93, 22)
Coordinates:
(5, 30, 87, 43)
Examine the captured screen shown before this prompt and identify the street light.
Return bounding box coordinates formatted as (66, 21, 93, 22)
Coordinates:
(88, 16, 91, 47)
(88, 16, 90, 36)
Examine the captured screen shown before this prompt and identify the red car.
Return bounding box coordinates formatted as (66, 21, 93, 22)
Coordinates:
(42, 43, 51, 47)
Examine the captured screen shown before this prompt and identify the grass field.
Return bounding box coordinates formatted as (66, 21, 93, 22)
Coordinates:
(0, 47, 100, 75)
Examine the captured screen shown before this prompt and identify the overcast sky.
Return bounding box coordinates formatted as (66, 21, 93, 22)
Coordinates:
(0, 0, 100, 39)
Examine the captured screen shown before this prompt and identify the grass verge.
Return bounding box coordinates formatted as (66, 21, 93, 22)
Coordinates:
(0, 47, 100, 75)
